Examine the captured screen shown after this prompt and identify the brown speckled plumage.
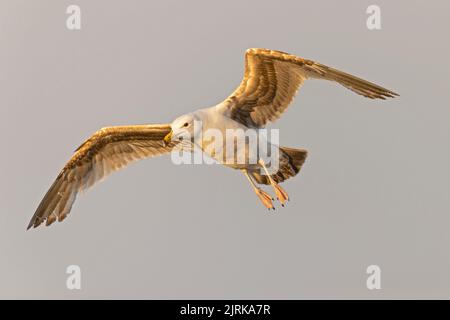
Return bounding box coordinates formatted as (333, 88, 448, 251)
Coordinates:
(28, 125, 175, 229)
(223, 48, 398, 128)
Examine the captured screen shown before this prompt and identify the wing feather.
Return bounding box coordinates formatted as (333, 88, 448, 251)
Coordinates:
(220, 48, 398, 128)
(28, 124, 176, 229)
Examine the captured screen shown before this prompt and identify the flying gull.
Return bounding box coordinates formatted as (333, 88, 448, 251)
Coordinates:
(27, 48, 398, 229)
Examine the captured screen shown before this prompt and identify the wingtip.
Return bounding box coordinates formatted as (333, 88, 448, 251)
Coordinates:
(26, 221, 34, 231)
(384, 91, 400, 99)
(27, 217, 43, 230)
(370, 89, 399, 100)
(385, 89, 400, 98)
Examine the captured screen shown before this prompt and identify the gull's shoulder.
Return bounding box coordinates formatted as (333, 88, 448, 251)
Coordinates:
(192, 103, 229, 119)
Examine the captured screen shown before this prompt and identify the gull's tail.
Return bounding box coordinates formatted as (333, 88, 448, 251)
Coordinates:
(251, 147, 308, 184)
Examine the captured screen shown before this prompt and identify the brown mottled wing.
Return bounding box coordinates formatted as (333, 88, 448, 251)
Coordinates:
(220, 48, 398, 128)
(28, 124, 176, 229)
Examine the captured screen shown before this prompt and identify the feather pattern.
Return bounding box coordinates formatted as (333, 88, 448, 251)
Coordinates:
(28, 124, 176, 229)
(220, 48, 398, 128)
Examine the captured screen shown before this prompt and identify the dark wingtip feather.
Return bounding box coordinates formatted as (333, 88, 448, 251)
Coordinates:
(27, 175, 65, 230)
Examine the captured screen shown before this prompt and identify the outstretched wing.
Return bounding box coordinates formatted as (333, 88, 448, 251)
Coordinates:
(219, 48, 398, 128)
(28, 124, 176, 229)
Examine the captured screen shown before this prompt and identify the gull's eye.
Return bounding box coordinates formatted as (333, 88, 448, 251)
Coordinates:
(183, 122, 189, 127)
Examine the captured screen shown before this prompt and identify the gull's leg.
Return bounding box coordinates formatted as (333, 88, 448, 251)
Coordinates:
(242, 169, 274, 210)
(258, 159, 289, 206)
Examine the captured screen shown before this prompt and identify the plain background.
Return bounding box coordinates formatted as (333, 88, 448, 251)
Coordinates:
(1, 0, 449, 299)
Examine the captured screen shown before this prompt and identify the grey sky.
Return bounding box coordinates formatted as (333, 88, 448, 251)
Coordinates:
(0, 0, 449, 299)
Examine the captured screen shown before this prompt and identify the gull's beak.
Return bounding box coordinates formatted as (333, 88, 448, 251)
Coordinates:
(163, 130, 173, 146)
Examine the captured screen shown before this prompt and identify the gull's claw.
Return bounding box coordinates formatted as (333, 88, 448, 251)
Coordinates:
(273, 183, 289, 206)
(255, 188, 274, 210)
(257, 158, 289, 208)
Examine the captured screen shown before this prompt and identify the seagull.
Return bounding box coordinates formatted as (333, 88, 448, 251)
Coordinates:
(27, 48, 398, 229)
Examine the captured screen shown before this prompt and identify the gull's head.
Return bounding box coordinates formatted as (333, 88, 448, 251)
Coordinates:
(164, 113, 200, 145)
